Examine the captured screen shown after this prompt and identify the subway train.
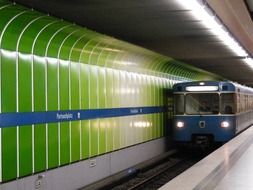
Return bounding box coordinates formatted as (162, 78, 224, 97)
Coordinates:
(173, 81, 253, 145)
(0, 0, 222, 188)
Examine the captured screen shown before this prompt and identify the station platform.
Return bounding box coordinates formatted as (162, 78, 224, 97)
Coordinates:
(159, 126, 253, 190)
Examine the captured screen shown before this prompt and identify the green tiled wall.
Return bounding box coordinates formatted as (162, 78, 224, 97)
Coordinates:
(0, 0, 221, 182)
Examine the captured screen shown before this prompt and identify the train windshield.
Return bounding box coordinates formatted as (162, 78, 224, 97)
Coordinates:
(185, 93, 219, 115)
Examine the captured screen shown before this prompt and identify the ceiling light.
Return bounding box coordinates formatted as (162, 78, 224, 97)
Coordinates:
(177, 0, 248, 58)
(245, 57, 253, 69)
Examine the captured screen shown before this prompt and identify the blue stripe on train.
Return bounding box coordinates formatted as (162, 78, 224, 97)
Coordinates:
(0, 106, 167, 128)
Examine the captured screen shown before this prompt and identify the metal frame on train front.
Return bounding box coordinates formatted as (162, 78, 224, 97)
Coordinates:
(172, 81, 243, 143)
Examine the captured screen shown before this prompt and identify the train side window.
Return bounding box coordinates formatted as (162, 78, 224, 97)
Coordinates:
(221, 93, 236, 114)
(174, 94, 184, 114)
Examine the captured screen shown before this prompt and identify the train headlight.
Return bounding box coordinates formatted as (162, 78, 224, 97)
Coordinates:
(176, 121, 184, 128)
(221, 121, 229, 128)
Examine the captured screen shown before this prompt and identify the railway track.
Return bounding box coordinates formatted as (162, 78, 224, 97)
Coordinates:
(109, 147, 219, 190)
(125, 157, 193, 190)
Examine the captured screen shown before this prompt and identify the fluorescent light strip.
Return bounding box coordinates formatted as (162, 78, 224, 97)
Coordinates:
(245, 57, 253, 69)
(186, 86, 218, 91)
(177, 0, 253, 68)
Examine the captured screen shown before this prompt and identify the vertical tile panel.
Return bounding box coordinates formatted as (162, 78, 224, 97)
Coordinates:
(130, 73, 136, 145)
(99, 68, 106, 109)
(98, 68, 106, 154)
(143, 75, 149, 141)
(132, 73, 138, 144)
(119, 71, 126, 148)
(90, 66, 98, 156)
(126, 72, 132, 146)
(161, 79, 165, 137)
(70, 62, 80, 162)
(153, 77, 157, 139)
(143, 75, 148, 141)
(157, 78, 160, 138)
(18, 54, 33, 176)
(141, 75, 145, 142)
(106, 68, 113, 152)
(160, 78, 164, 137)
(47, 58, 58, 168)
(33, 56, 46, 172)
(147, 76, 152, 140)
(59, 60, 70, 164)
(138, 75, 143, 143)
(156, 78, 160, 138)
(80, 64, 89, 159)
(151, 76, 156, 139)
(113, 70, 120, 150)
(1, 51, 17, 181)
(81, 120, 89, 159)
(99, 119, 106, 154)
(90, 118, 99, 157)
(137, 75, 142, 143)
(89, 66, 98, 109)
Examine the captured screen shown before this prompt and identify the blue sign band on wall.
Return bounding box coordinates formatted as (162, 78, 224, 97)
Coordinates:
(0, 106, 167, 128)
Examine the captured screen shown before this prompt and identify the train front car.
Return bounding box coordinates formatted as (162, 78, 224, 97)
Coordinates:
(173, 81, 237, 145)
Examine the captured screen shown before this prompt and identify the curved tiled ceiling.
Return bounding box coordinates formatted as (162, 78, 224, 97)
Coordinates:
(12, 0, 253, 86)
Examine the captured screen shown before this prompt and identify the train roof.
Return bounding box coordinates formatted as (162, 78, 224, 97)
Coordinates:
(173, 81, 253, 94)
